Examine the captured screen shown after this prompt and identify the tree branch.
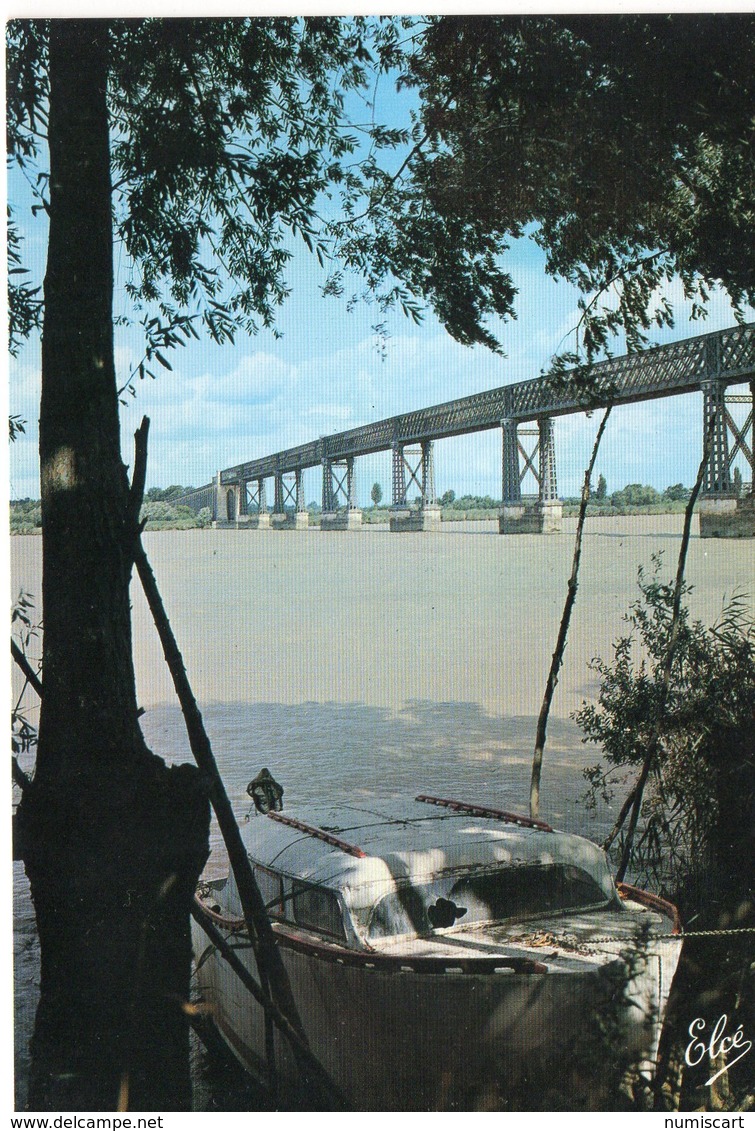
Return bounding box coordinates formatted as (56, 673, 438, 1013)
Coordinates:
(11, 638, 43, 698)
(128, 416, 150, 539)
(529, 405, 611, 818)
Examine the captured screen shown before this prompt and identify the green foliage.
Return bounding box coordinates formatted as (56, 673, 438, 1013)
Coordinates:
(10, 16, 753, 379)
(404, 15, 755, 365)
(576, 555, 755, 910)
(370, 481, 383, 506)
(10, 499, 42, 532)
(595, 474, 607, 500)
(7, 16, 524, 374)
(139, 500, 208, 528)
(443, 492, 500, 510)
(145, 485, 196, 502)
(610, 484, 660, 509)
(10, 493, 214, 531)
(663, 483, 691, 502)
(8, 210, 42, 356)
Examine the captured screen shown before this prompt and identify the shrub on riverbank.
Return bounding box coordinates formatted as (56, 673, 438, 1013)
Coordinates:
(9, 499, 213, 533)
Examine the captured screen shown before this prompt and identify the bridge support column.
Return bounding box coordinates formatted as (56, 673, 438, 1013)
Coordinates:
(234, 480, 250, 526)
(289, 469, 309, 528)
(499, 418, 526, 533)
(389, 440, 441, 531)
(270, 470, 308, 529)
(699, 376, 755, 537)
(321, 456, 362, 530)
(254, 477, 270, 529)
(536, 416, 562, 533)
(212, 471, 222, 526)
(499, 416, 561, 533)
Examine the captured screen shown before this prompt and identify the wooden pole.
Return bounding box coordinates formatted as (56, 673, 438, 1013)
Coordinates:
(529, 407, 611, 819)
(129, 421, 339, 1101)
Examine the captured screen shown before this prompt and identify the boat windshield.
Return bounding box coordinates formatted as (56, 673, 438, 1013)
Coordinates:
(367, 863, 611, 939)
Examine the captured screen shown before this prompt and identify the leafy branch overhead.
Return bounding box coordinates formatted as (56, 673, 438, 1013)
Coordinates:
(8, 15, 755, 372)
(8, 17, 444, 364)
(404, 15, 755, 362)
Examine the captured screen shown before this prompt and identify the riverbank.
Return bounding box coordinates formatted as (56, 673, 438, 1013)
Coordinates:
(10, 498, 698, 534)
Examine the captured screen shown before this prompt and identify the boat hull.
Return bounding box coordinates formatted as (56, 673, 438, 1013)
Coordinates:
(193, 914, 677, 1110)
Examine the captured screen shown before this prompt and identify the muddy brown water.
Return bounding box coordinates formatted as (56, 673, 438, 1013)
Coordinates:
(11, 517, 754, 1109)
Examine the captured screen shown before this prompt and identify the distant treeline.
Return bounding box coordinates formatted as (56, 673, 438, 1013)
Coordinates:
(12, 478, 745, 532)
(10, 487, 212, 533)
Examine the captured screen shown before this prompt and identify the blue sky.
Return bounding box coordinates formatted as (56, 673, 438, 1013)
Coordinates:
(7, 20, 754, 506)
(10, 224, 751, 506)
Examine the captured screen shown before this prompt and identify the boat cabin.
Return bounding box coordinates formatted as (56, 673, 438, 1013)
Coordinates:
(226, 796, 621, 950)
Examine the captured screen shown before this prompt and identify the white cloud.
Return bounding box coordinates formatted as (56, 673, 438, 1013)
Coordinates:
(9, 229, 753, 501)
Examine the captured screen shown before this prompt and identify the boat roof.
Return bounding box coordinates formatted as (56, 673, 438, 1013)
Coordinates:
(243, 796, 616, 915)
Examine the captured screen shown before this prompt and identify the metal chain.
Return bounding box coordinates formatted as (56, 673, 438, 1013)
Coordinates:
(587, 926, 755, 944)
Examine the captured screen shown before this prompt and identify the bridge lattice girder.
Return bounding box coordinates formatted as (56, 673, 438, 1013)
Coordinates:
(171, 324, 753, 499)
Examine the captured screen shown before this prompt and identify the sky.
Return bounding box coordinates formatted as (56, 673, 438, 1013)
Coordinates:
(7, 16, 755, 507)
(10, 229, 752, 506)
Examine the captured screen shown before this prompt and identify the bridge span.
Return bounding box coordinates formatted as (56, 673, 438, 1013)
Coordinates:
(177, 322, 755, 537)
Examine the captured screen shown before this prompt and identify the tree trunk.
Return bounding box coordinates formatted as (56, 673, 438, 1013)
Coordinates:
(16, 21, 210, 1110)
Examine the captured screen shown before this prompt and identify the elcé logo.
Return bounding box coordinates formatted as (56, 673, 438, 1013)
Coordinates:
(685, 1014, 753, 1086)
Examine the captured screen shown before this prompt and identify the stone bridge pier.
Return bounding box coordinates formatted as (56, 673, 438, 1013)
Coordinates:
(389, 439, 441, 532)
(499, 416, 562, 534)
(321, 456, 362, 530)
(214, 472, 245, 527)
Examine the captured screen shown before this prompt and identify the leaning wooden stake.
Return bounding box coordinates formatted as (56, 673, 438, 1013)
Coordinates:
(529, 407, 612, 820)
(614, 416, 716, 882)
(129, 419, 340, 1103)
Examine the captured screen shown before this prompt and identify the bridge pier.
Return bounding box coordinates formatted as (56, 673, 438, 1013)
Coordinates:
(270, 470, 309, 529)
(242, 477, 270, 529)
(321, 456, 362, 530)
(389, 440, 441, 532)
(499, 416, 562, 534)
(213, 472, 245, 527)
(699, 375, 755, 538)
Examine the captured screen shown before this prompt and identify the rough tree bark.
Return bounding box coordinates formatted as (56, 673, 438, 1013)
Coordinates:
(15, 21, 210, 1111)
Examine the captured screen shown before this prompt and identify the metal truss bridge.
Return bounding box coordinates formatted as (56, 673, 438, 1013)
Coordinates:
(176, 322, 755, 536)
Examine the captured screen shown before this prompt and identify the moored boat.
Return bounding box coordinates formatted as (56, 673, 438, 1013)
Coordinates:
(192, 794, 683, 1110)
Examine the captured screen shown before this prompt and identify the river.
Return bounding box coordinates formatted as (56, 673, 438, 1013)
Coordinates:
(11, 516, 755, 1109)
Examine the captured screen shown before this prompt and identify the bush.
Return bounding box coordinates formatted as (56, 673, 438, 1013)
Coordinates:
(10, 501, 42, 532)
(577, 555, 755, 913)
(610, 483, 660, 508)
